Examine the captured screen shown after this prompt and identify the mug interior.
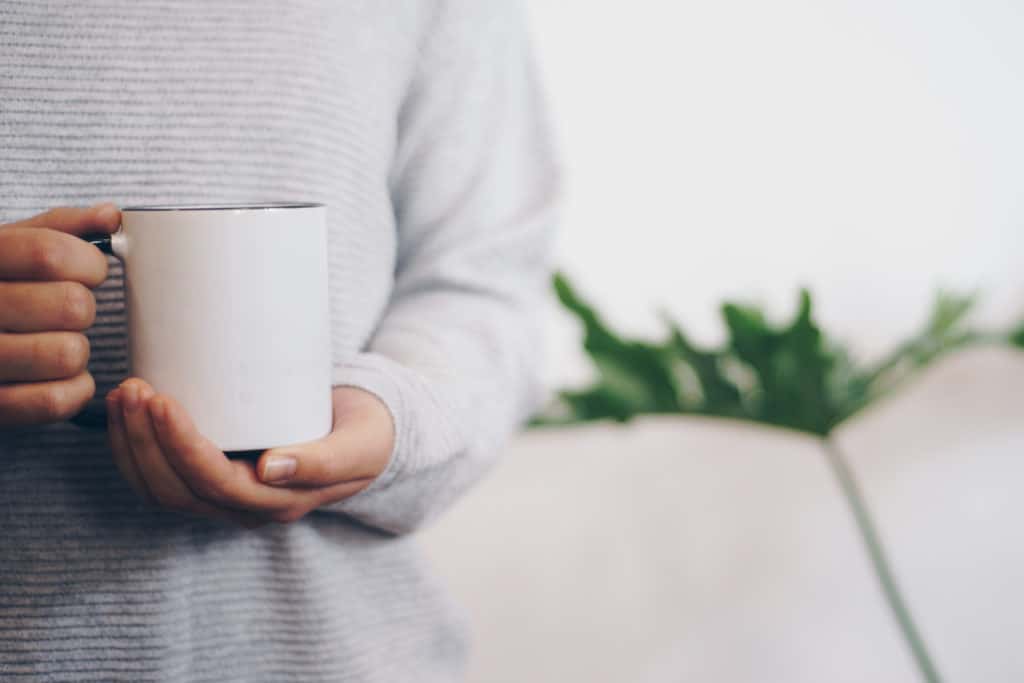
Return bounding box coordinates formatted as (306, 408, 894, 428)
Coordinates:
(121, 202, 323, 211)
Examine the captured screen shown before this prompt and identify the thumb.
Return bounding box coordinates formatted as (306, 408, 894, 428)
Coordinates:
(256, 407, 394, 487)
(5, 203, 121, 236)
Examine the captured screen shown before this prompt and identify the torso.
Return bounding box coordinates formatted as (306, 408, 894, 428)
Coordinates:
(0, 3, 466, 681)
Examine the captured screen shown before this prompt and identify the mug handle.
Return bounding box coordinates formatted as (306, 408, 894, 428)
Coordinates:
(83, 233, 115, 256)
(68, 232, 119, 430)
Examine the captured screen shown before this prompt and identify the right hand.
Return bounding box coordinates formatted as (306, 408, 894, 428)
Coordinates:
(0, 204, 121, 429)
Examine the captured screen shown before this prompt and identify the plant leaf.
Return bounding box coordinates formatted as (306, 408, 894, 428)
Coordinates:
(857, 291, 977, 406)
(539, 273, 994, 437)
(720, 289, 842, 435)
(1012, 322, 1024, 348)
(666, 323, 743, 416)
(552, 273, 679, 421)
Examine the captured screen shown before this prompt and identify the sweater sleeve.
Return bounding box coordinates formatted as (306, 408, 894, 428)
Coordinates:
(318, 0, 561, 535)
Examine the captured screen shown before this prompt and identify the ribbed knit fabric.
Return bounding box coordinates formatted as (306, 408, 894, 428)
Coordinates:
(0, 1, 559, 680)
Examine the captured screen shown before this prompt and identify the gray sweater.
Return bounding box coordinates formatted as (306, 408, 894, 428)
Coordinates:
(0, 1, 558, 680)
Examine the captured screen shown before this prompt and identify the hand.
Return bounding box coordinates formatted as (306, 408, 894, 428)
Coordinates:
(0, 205, 120, 429)
(105, 379, 394, 528)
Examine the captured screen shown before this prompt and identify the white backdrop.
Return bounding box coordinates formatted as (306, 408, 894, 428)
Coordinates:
(527, 0, 1024, 390)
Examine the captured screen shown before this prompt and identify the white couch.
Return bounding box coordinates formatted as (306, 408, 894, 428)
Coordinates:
(419, 348, 1024, 682)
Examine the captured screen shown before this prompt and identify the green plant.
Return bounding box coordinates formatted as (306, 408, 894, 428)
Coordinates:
(1013, 321, 1024, 348)
(540, 274, 1016, 435)
(537, 272, 1024, 683)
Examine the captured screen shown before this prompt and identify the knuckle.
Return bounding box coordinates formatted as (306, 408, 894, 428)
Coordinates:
(35, 373, 93, 421)
(293, 446, 330, 482)
(59, 282, 95, 329)
(81, 370, 96, 399)
(29, 233, 67, 279)
(28, 335, 47, 369)
(37, 383, 72, 421)
(53, 334, 89, 377)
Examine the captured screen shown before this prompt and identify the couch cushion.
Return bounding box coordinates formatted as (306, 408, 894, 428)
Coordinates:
(837, 347, 1024, 682)
(421, 417, 918, 682)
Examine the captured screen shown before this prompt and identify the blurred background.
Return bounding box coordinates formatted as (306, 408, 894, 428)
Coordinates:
(534, 0, 1024, 384)
(422, 2, 1024, 682)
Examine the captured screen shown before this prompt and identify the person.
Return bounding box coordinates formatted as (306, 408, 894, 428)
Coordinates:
(0, 1, 558, 680)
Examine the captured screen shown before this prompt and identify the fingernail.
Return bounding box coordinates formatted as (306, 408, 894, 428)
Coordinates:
(261, 456, 297, 483)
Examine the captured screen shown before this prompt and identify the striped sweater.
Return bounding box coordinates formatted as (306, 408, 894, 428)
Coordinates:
(0, 1, 558, 680)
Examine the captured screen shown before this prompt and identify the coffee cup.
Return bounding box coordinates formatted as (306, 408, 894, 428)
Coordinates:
(78, 202, 333, 452)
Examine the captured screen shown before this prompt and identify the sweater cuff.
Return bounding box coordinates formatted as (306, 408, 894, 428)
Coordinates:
(328, 353, 410, 499)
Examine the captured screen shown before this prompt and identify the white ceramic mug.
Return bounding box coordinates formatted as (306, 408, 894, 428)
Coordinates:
(79, 203, 333, 452)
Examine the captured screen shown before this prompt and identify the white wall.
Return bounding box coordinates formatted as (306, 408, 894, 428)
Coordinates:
(528, 0, 1024, 390)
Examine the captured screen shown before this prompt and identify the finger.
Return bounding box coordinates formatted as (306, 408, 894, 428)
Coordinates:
(0, 228, 109, 286)
(119, 379, 264, 528)
(0, 332, 89, 383)
(106, 388, 154, 503)
(147, 392, 304, 514)
(0, 281, 96, 332)
(111, 392, 265, 531)
(240, 478, 375, 525)
(0, 371, 94, 428)
(3, 203, 120, 236)
(120, 379, 194, 508)
(257, 390, 393, 487)
(256, 435, 383, 489)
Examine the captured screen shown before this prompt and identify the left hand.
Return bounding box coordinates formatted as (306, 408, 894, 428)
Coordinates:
(105, 379, 394, 528)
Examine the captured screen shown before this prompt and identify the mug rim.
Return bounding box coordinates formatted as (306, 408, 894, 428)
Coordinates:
(121, 202, 324, 212)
